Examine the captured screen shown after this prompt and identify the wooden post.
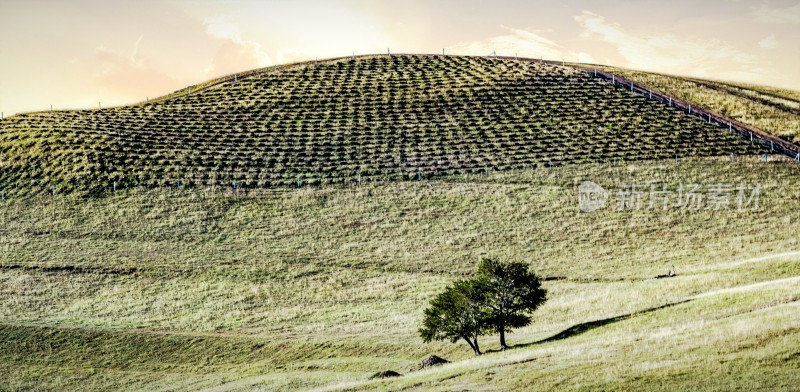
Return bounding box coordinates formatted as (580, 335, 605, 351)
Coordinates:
(485, 163, 489, 176)
(669, 97, 672, 106)
(731, 152, 735, 162)
(676, 153, 679, 165)
(630, 82, 633, 92)
(418, 168, 421, 181)
(113, 181, 117, 192)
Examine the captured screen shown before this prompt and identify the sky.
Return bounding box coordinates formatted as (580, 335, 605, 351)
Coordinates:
(0, 0, 798, 116)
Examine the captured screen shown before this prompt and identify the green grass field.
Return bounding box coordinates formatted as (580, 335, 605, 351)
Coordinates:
(1, 156, 798, 391)
(1, 54, 798, 391)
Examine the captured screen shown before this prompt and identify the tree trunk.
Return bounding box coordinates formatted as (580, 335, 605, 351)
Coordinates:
(463, 337, 481, 356)
(473, 337, 482, 356)
(500, 327, 508, 350)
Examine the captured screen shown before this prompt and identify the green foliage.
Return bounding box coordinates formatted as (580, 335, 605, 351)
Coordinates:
(475, 258, 547, 349)
(420, 258, 547, 353)
(420, 280, 489, 355)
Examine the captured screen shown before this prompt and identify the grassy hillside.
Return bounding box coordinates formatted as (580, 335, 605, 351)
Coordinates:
(1, 157, 798, 390)
(594, 66, 800, 144)
(1, 55, 798, 391)
(0, 55, 769, 196)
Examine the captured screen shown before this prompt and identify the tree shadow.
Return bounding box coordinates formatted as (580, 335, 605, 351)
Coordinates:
(511, 299, 692, 349)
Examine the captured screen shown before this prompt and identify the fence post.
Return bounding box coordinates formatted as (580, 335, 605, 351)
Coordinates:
(750, 132, 753, 143)
(1, 190, 4, 200)
(669, 97, 672, 106)
(113, 181, 117, 192)
(485, 163, 489, 176)
(297, 177, 302, 188)
(731, 152, 735, 162)
(630, 82, 633, 92)
(418, 168, 421, 181)
(689, 104, 691, 114)
(675, 153, 679, 165)
(729, 122, 731, 132)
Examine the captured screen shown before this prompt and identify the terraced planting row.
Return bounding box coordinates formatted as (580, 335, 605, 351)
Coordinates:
(0, 55, 769, 194)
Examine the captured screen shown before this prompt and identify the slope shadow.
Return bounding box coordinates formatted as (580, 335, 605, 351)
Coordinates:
(515, 299, 692, 349)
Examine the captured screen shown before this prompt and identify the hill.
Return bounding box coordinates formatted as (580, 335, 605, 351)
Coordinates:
(1, 55, 799, 391)
(0, 55, 779, 196)
(590, 65, 800, 144)
(1, 159, 798, 390)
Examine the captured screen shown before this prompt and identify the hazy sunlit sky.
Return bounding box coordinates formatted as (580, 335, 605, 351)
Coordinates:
(1, 0, 798, 115)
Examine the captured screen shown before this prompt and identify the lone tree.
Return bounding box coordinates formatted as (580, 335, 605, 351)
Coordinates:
(419, 280, 489, 356)
(474, 258, 547, 350)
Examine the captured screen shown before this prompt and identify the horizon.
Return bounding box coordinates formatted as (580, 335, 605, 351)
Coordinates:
(1, 0, 798, 116)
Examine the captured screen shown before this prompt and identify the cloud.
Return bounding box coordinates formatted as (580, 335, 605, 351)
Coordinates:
(275, 48, 317, 65)
(574, 10, 768, 82)
(752, 3, 800, 24)
(94, 37, 178, 99)
(446, 25, 596, 64)
(202, 15, 272, 77)
(758, 34, 779, 49)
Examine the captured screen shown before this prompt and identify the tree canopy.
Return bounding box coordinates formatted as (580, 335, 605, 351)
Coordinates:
(419, 258, 547, 354)
(475, 258, 548, 350)
(419, 280, 489, 356)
